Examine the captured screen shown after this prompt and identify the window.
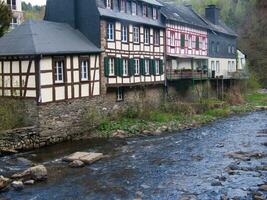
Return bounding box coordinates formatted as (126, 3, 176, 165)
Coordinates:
(106, 0, 113, 9)
(232, 61, 235, 71)
(202, 37, 206, 50)
(216, 42, 220, 53)
(232, 46, 235, 54)
(143, 4, 148, 17)
(196, 36, 199, 49)
(170, 32, 175, 47)
(228, 61, 231, 72)
(121, 24, 128, 42)
(107, 23, 114, 41)
(188, 35, 192, 48)
(152, 8, 158, 20)
(117, 87, 124, 101)
(228, 45, 231, 54)
(80, 60, 89, 81)
(145, 59, 150, 75)
(154, 30, 160, 45)
(155, 60, 160, 75)
(132, 2, 137, 15)
(216, 61, 220, 73)
(122, 59, 128, 76)
(54, 60, 64, 83)
(133, 26, 140, 43)
(120, 0, 126, 12)
(211, 61, 215, 71)
(181, 34, 185, 48)
(12, 0, 16, 9)
(144, 28, 150, 44)
(134, 59, 140, 75)
(109, 58, 115, 76)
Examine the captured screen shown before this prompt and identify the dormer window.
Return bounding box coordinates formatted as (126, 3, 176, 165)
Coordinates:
(152, 8, 158, 20)
(143, 4, 148, 17)
(120, 0, 126, 12)
(132, 2, 137, 15)
(106, 0, 113, 9)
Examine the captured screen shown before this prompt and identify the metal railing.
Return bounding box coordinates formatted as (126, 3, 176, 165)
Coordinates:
(166, 69, 209, 80)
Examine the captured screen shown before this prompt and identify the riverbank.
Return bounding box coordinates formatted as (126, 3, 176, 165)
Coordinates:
(86, 91, 267, 139)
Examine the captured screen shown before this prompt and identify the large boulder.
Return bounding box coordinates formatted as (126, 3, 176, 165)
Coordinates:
(12, 165, 47, 181)
(69, 160, 85, 168)
(0, 176, 10, 191)
(63, 152, 103, 165)
(11, 181, 24, 191)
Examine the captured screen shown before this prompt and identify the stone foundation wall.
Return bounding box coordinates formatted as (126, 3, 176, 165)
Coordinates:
(0, 85, 164, 151)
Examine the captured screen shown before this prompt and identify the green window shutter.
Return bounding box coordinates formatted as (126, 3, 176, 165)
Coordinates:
(196, 36, 199, 49)
(181, 34, 185, 48)
(115, 58, 120, 76)
(159, 60, 164, 75)
(129, 59, 134, 76)
(150, 59, 156, 75)
(140, 59, 145, 75)
(104, 57, 109, 77)
(119, 58, 123, 77)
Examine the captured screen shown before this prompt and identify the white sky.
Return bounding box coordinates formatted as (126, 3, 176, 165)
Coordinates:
(23, 0, 46, 6)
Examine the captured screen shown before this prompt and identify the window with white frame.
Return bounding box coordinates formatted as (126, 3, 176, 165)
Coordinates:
(154, 30, 160, 45)
(107, 23, 114, 41)
(122, 59, 128, 76)
(143, 4, 148, 17)
(232, 61, 235, 71)
(116, 87, 124, 101)
(211, 61, 215, 71)
(109, 58, 115, 76)
(232, 46, 235, 54)
(132, 2, 137, 15)
(188, 35, 192, 48)
(121, 24, 128, 42)
(155, 60, 160, 75)
(202, 37, 205, 50)
(81, 60, 89, 81)
(106, 0, 113, 9)
(228, 61, 231, 72)
(216, 61, 220, 73)
(170, 32, 175, 47)
(120, 0, 126, 12)
(152, 8, 158, 19)
(54, 60, 64, 83)
(145, 59, 150, 75)
(133, 26, 140, 43)
(144, 28, 150, 44)
(228, 45, 231, 54)
(134, 59, 140, 75)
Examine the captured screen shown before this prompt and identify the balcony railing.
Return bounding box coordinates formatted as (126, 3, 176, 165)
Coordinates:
(166, 69, 209, 80)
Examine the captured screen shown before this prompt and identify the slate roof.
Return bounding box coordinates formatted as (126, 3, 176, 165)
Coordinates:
(0, 20, 102, 56)
(203, 18, 237, 37)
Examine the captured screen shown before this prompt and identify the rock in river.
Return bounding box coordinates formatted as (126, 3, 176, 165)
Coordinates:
(12, 165, 47, 181)
(0, 176, 10, 191)
(69, 160, 85, 168)
(11, 181, 24, 191)
(63, 152, 103, 165)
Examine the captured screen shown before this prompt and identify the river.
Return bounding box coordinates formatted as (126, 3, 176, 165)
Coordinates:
(0, 111, 267, 200)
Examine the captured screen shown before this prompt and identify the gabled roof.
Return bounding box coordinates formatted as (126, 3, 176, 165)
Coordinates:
(0, 20, 102, 57)
(159, 1, 208, 30)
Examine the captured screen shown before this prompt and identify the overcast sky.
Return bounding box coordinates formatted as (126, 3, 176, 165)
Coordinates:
(23, 0, 46, 6)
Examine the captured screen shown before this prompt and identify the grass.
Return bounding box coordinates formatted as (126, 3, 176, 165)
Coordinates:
(245, 92, 267, 106)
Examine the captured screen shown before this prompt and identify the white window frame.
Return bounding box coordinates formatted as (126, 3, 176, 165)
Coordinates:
(55, 60, 64, 83)
(152, 8, 158, 20)
(109, 58, 115, 76)
(202, 37, 206, 50)
(144, 28, 149, 45)
(170, 32, 175, 47)
(122, 59, 128, 76)
(133, 26, 140, 43)
(145, 59, 150, 75)
(121, 25, 128, 42)
(120, 0, 126, 12)
(154, 30, 160, 45)
(232, 61, 235, 71)
(211, 61, 215, 71)
(132, 2, 137, 15)
(107, 23, 114, 41)
(232, 46, 235, 54)
(81, 60, 89, 81)
(228, 61, 231, 72)
(106, 0, 112, 9)
(188, 35, 192, 49)
(228, 45, 231, 54)
(155, 60, 160, 75)
(134, 59, 140, 75)
(143, 4, 148, 17)
(216, 61, 220, 73)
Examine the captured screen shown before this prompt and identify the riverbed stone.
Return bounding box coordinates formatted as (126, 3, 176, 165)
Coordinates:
(64, 152, 103, 165)
(225, 151, 266, 161)
(12, 165, 47, 181)
(0, 176, 10, 191)
(11, 181, 24, 190)
(259, 184, 267, 191)
(24, 180, 35, 185)
(69, 160, 85, 168)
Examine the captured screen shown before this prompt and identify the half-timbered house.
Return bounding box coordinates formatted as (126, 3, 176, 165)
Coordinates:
(45, 0, 165, 102)
(0, 20, 101, 104)
(160, 2, 209, 82)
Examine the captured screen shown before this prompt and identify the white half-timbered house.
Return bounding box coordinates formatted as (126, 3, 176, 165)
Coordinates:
(0, 20, 101, 104)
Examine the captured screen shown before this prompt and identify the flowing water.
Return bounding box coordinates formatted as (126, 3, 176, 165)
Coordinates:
(0, 111, 267, 200)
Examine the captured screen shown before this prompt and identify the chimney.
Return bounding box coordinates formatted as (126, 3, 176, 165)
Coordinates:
(205, 5, 220, 24)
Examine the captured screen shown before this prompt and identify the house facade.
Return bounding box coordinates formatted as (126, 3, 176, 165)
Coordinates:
(204, 5, 237, 79)
(3, 0, 24, 29)
(45, 0, 165, 103)
(160, 2, 209, 82)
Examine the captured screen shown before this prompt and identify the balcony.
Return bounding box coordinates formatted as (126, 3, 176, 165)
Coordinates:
(227, 69, 249, 80)
(166, 69, 209, 80)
